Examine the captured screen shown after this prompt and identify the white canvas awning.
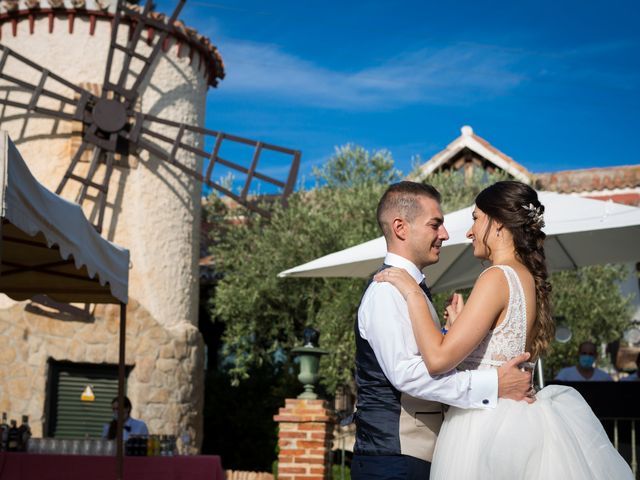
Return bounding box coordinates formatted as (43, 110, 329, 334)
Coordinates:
(0, 131, 129, 303)
(279, 191, 640, 293)
(0, 131, 131, 476)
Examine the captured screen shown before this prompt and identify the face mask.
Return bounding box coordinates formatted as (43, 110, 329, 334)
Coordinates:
(579, 354, 595, 369)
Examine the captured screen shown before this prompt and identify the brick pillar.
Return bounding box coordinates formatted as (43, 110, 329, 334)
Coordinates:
(273, 398, 336, 480)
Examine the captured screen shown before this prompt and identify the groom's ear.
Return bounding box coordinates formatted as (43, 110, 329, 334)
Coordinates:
(391, 217, 409, 241)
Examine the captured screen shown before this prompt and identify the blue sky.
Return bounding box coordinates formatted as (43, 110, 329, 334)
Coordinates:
(156, 0, 639, 189)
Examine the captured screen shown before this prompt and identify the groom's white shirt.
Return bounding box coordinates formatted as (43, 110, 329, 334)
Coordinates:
(358, 252, 498, 408)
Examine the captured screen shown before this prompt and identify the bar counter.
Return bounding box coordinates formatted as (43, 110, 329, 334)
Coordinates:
(0, 452, 224, 480)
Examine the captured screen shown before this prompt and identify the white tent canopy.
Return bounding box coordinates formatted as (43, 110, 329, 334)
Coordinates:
(0, 131, 129, 303)
(0, 131, 131, 475)
(279, 191, 640, 293)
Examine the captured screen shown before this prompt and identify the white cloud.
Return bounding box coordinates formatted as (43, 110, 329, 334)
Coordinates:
(214, 40, 526, 110)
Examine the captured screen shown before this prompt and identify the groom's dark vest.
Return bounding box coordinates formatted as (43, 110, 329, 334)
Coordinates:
(353, 268, 444, 462)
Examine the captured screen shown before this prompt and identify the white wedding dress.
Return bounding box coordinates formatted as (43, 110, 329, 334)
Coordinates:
(430, 265, 634, 480)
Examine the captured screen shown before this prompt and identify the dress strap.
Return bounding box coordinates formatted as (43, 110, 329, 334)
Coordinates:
(478, 264, 503, 277)
(481, 265, 527, 348)
(478, 264, 515, 279)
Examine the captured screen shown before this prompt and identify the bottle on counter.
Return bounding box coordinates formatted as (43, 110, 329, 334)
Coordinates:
(141, 435, 149, 457)
(124, 436, 133, 456)
(18, 416, 31, 452)
(152, 435, 160, 457)
(7, 420, 19, 452)
(168, 435, 177, 456)
(160, 435, 168, 456)
(147, 434, 154, 457)
(0, 413, 8, 452)
(179, 430, 191, 455)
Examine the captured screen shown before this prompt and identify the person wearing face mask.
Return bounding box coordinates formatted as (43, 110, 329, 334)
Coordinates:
(102, 396, 149, 440)
(555, 341, 613, 382)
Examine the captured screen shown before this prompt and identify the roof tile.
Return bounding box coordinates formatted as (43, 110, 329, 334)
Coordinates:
(535, 165, 640, 193)
(0, 1, 225, 86)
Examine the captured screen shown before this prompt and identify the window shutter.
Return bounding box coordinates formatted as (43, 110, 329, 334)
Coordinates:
(47, 361, 128, 439)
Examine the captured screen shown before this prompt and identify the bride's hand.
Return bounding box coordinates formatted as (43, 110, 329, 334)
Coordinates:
(373, 267, 419, 299)
(444, 293, 464, 325)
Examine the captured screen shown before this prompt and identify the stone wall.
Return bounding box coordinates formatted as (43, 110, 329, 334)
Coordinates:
(0, 297, 204, 443)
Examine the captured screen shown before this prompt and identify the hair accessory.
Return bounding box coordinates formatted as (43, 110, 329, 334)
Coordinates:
(521, 203, 545, 228)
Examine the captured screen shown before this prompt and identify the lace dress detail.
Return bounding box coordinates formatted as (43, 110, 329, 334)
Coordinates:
(459, 265, 527, 371)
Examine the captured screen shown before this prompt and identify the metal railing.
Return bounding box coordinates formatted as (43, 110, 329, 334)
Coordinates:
(601, 417, 638, 477)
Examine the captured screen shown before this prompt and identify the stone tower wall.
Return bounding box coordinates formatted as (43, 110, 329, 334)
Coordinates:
(0, 5, 211, 448)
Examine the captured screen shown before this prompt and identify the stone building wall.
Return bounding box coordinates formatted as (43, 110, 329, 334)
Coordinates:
(0, 298, 204, 440)
(0, 3, 212, 447)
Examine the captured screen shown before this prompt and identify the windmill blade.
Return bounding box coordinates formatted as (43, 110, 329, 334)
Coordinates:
(0, 44, 120, 232)
(132, 113, 301, 217)
(56, 137, 95, 196)
(56, 138, 115, 233)
(102, 0, 186, 111)
(0, 44, 96, 123)
(95, 151, 116, 233)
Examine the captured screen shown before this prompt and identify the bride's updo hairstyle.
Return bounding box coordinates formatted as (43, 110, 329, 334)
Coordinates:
(475, 180, 554, 359)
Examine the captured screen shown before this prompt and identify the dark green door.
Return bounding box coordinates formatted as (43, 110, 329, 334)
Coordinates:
(46, 361, 128, 438)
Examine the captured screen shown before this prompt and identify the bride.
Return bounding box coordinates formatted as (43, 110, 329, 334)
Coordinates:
(375, 181, 633, 479)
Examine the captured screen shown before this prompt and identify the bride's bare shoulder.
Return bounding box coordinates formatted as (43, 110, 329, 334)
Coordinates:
(472, 267, 509, 294)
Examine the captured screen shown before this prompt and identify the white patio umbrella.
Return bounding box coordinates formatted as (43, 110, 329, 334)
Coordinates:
(278, 192, 640, 293)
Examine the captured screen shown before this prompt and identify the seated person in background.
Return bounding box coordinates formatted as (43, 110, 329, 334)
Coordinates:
(555, 340, 613, 382)
(620, 352, 640, 382)
(102, 396, 149, 440)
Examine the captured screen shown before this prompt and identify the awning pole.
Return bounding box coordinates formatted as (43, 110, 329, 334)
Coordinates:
(116, 302, 127, 480)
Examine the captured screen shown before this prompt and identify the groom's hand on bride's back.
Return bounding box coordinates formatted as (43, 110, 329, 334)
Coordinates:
(497, 352, 535, 404)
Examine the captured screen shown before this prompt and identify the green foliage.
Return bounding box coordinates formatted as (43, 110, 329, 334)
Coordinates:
(209, 145, 401, 391)
(543, 264, 633, 378)
(201, 363, 299, 471)
(332, 463, 351, 480)
(313, 144, 399, 189)
(410, 162, 511, 213)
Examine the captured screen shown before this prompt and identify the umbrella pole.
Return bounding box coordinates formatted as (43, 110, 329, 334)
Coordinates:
(116, 302, 127, 480)
(536, 357, 545, 390)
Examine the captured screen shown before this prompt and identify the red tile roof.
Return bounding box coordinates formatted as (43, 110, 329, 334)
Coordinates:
(470, 132, 532, 178)
(0, 2, 225, 87)
(535, 165, 640, 194)
(412, 126, 534, 184)
(416, 128, 639, 204)
(127, 4, 225, 86)
(585, 193, 640, 207)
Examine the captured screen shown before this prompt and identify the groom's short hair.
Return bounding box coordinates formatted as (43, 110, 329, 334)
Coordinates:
(377, 181, 441, 238)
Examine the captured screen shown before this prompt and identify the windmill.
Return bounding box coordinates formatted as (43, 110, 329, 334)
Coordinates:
(0, 0, 300, 233)
(0, 0, 299, 447)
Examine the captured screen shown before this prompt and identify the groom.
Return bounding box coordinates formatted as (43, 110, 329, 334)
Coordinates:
(351, 181, 533, 479)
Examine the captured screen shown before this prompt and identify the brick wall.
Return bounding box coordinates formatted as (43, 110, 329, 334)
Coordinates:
(273, 399, 336, 480)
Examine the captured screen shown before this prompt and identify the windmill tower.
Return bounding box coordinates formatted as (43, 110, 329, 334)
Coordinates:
(0, 0, 299, 447)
